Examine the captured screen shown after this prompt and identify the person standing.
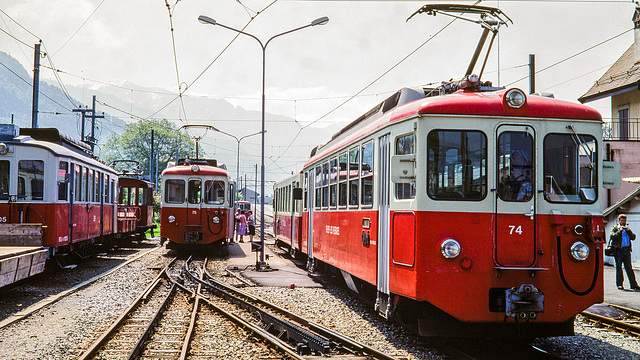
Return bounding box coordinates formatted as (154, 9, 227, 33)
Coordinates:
(609, 214, 640, 290)
(247, 210, 255, 242)
(236, 210, 247, 243)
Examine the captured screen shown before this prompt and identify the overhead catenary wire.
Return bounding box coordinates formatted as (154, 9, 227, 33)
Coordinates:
(51, 0, 107, 57)
(269, 0, 481, 165)
(144, 0, 279, 120)
(505, 27, 633, 87)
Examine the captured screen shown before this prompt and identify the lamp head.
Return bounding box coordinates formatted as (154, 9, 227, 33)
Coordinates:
(311, 16, 329, 26)
(198, 15, 217, 25)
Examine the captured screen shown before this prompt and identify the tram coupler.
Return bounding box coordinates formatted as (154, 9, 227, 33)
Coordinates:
(505, 284, 544, 321)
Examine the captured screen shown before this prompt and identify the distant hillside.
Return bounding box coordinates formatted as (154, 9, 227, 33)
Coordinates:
(0, 51, 343, 182)
(0, 52, 126, 149)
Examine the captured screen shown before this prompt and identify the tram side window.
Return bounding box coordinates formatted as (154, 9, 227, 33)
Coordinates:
(338, 152, 347, 207)
(57, 162, 68, 201)
(104, 175, 109, 203)
(88, 170, 95, 203)
(395, 134, 416, 199)
(330, 158, 338, 208)
(188, 179, 202, 204)
(322, 162, 329, 208)
(544, 133, 597, 203)
(427, 130, 487, 200)
(0, 160, 9, 200)
(18, 160, 44, 200)
(111, 179, 115, 204)
(120, 187, 129, 205)
(349, 147, 359, 207)
(165, 179, 185, 203)
(303, 172, 308, 211)
(82, 167, 88, 202)
(94, 171, 100, 203)
(205, 180, 225, 204)
(75, 165, 82, 201)
(139, 187, 146, 206)
(361, 141, 374, 206)
(315, 166, 322, 209)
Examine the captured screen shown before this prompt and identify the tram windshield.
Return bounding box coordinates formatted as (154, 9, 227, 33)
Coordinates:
(205, 180, 225, 205)
(543, 133, 597, 203)
(427, 130, 487, 200)
(165, 179, 185, 204)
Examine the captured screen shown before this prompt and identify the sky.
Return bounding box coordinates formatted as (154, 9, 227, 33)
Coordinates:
(0, 0, 636, 189)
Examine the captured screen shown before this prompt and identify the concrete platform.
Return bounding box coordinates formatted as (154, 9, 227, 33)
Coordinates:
(226, 239, 322, 288)
(603, 264, 640, 311)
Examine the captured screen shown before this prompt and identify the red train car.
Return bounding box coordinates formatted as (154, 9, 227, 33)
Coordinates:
(117, 176, 155, 242)
(0, 125, 119, 259)
(273, 174, 303, 256)
(274, 82, 619, 338)
(160, 159, 235, 247)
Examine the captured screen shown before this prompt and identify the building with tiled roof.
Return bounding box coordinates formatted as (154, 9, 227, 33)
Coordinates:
(580, 7, 640, 207)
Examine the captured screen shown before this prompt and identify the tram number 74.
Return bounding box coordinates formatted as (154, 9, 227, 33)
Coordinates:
(508, 225, 523, 235)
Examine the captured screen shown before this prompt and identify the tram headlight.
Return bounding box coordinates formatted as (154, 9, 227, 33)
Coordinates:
(168, 215, 176, 223)
(573, 224, 584, 236)
(0, 143, 8, 155)
(191, 165, 200, 173)
(441, 239, 461, 259)
(505, 89, 526, 109)
(212, 216, 220, 224)
(570, 241, 589, 261)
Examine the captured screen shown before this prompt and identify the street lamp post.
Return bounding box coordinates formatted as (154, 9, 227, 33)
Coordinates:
(198, 15, 328, 270)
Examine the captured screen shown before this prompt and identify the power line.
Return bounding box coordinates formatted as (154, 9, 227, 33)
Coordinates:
(505, 27, 633, 87)
(52, 0, 107, 57)
(144, 0, 279, 120)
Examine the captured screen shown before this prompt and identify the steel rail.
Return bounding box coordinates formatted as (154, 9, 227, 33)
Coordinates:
(78, 258, 176, 360)
(180, 266, 203, 360)
(201, 261, 396, 360)
(605, 303, 640, 320)
(166, 264, 305, 360)
(127, 281, 179, 359)
(581, 310, 640, 337)
(189, 265, 327, 353)
(184, 260, 333, 355)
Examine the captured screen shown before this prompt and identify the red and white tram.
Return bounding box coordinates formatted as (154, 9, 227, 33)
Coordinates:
(274, 81, 618, 338)
(117, 176, 155, 242)
(160, 159, 235, 247)
(0, 125, 119, 258)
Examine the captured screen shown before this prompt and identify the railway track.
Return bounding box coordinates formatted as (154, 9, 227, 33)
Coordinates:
(185, 257, 398, 360)
(78, 258, 194, 359)
(581, 304, 640, 338)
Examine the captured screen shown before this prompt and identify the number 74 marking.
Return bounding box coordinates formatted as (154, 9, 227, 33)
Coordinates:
(509, 225, 523, 235)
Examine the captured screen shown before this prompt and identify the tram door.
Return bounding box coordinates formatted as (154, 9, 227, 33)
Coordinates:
(495, 125, 536, 266)
(377, 134, 390, 298)
(187, 178, 202, 226)
(307, 170, 314, 262)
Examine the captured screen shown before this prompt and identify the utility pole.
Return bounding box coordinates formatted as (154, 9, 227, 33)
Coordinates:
(31, 42, 41, 128)
(150, 129, 155, 182)
(254, 164, 257, 212)
(529, 54, 535, 94)
(72, 96, 104, 151)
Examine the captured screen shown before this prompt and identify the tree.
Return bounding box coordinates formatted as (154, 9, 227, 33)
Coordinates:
(101, 119, 196, 179)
